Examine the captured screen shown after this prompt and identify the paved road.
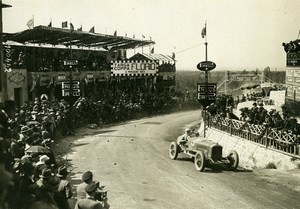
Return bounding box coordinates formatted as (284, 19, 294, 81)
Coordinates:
(67, 110, 300, 209)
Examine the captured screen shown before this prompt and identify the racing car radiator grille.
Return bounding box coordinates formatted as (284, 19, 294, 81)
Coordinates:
(211, 146, 222, 161)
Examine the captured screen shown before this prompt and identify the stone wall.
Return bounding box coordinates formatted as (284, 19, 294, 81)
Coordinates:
(201, 126, 300, 171)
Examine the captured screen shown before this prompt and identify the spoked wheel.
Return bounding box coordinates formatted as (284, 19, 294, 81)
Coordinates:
(194, 151, 206, 172)
(169, 142, 180, 160)
(227, 150, 239, 171)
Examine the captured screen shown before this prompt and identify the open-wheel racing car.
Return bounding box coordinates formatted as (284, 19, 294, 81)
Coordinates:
(169, 137, 239, 172)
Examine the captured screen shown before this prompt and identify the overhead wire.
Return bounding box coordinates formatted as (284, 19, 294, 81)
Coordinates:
(175, 42, 205, 55)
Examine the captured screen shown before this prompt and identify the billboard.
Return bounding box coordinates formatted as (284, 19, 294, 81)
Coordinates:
(111, 60, 158, 76)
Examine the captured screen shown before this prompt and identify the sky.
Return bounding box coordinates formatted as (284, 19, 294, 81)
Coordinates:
(3, 0, 300, 71)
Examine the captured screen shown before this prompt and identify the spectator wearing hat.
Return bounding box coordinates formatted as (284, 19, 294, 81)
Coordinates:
(74, 182, 107, 209)
(20, 125, 32, 143)
(35, 155, 51, 180)
(76, 171, 93, 199)
(32, 175, 60, 209)
(10, 138, 25, 159)
(48, 169, 72, 209)
(57, 166, 73, 199)
(36, 168, 54, 188)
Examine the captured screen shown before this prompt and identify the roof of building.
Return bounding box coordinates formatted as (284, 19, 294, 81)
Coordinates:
(129, 53, 175, 63)
(3, 25, 154, 51)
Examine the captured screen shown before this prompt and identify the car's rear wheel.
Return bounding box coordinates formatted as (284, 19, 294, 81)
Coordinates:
(194, 151, 206, 172)
(169, 142, 179, 160)
(227, 150, 239, 171)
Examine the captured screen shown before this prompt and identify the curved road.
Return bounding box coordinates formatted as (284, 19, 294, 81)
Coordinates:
(67, 110, 300, 209)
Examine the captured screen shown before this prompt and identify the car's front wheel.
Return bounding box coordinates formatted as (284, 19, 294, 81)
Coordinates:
(169, 142, 180, 160)
(194, 151, 206, 172)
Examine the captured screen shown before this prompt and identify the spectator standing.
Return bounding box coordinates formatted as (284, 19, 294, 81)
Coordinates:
(56, 166, 72, 209)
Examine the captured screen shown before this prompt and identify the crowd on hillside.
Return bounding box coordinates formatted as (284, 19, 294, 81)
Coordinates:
(206, 94, 300, 135)
(0, 89, 198, 209)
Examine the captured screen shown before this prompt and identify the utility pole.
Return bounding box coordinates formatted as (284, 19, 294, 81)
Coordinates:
(0, 1, 11, 102)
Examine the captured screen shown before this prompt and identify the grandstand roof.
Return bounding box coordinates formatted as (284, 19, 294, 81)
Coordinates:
(3, 25, 155, 51)
(129, 53, 175, 63)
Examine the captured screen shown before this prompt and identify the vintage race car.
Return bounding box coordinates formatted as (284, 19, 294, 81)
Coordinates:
(169, 137, 239, 172)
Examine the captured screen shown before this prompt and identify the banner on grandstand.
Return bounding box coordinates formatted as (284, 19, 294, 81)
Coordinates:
(110, 60, 158, 76)
(3, 45, 13, 73)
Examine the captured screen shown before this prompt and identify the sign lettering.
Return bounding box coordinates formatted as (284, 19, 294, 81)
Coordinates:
(63, 60, 78, 66)
(111, 61, 158, 76)
(62, 89, 80, 97)
(4, 45, 13, 73)
(197, 83, 217, 102)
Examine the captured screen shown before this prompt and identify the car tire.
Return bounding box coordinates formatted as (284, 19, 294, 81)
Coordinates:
(227, 150, 239, 171)
(169, 142, 179, 160)
(194, 151, 206, 172)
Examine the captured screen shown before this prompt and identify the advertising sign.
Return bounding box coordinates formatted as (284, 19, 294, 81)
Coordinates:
(197, 61, 216, 71)
(62, 81, 80, 97)
(111, 60, 158, 76)
(287, 53, 300, 67)
(197, 83, 217, 105)
(63, 60, 78, 66)
(3, 45, 13, 73)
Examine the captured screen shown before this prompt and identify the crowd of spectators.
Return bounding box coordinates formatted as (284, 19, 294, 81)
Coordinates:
(0, 88, 198, 209)
(235, 92, 263, 106)
(10, 46, 111, 72)
(206, 94, 300, 136)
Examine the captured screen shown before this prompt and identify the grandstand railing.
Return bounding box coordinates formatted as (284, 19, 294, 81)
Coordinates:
(208, 115, 300, 157)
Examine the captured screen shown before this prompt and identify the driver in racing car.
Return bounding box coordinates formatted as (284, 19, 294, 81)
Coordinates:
(177, 128, 192, 150)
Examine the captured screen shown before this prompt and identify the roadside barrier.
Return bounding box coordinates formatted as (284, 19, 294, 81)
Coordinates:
(208, 115, 300, 157)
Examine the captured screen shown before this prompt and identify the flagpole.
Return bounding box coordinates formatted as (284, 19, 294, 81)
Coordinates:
(205, 21, 207, 61)
(204, 20, 208, 138)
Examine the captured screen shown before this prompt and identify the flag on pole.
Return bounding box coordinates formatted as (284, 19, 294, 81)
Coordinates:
(201, 24, 206, 38)
(77, 25, 82, 31)
(150, 47, 154, 53)
(89, 26, 95, 33)
(48, 21, 52, 27)
(142, 35, 145, 38)
(26, 16, 34, 29)
(133, 34, 135, 38)
(114, 30, 117, 36)
(62, 21, 68, 28)
(70, 23, 74, 32)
